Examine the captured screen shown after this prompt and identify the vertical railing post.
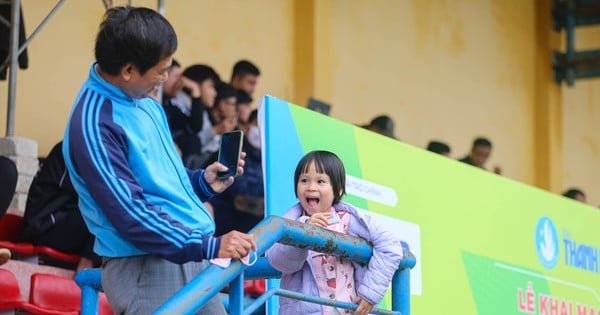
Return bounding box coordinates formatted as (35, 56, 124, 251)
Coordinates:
(391, 249, 416, 315)
(80, 286, 100, 315)
(229, 273, 245, 315)
(391, 268, 411, 315)
(75, 268, 102, 315)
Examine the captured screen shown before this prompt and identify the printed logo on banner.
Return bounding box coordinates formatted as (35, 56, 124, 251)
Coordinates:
(535, 216, 559, 269)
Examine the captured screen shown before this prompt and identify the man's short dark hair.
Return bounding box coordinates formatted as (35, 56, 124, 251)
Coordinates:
(231, 60, 260, 80)
(563, 188, 585, 200)
(183, 64, 221, 85)
(215, 83, 237, 105)
(95, 6, 177, 76)
(473, 137, 492, 148)
(427, 141, 451, 155)
(235, 89, 253, 106)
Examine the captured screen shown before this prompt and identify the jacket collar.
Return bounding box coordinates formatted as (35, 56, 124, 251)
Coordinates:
(88, 62, 136, 105)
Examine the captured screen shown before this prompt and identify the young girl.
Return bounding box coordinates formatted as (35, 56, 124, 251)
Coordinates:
(266, 150, 404, 315)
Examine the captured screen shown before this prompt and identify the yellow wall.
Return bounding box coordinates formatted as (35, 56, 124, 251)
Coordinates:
(320, 0, 539, 185)
(0, 0, 598, 205)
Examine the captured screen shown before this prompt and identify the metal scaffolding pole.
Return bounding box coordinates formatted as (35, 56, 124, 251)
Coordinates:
(5, 0, 20, 136)
(4, 0, 66, 136)
(155, 0, 165, 103)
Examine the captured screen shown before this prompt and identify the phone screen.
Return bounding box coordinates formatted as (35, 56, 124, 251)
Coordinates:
(217, 130, 244, 179)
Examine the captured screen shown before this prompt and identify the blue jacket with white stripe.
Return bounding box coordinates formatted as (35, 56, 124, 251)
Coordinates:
(63, 63, 221, 263)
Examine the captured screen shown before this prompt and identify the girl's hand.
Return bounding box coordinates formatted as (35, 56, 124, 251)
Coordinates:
(353, 296, 374, 315)
(305, 212, 329, 229)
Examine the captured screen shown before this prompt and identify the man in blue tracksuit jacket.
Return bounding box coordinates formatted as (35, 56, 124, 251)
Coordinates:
(62, 7, 255, 314)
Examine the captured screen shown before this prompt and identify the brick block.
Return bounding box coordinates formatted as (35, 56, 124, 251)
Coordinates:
(8, 193, 27, 213)
(9, 156, 39, 177)
(0, 136, 37, 157)
(15, 174, 33, 194)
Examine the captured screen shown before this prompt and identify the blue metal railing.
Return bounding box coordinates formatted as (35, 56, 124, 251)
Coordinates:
(76, 215, 416, 315)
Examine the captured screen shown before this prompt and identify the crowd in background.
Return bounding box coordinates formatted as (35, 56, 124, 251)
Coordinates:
(358, 114, 590, 205)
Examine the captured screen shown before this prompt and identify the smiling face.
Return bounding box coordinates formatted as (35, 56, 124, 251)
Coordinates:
(121, 56, 172, 99)
(296, 161, 337, 215)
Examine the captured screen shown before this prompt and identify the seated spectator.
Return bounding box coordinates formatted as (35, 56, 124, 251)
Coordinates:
(458, 137, 502, 174)
(205, 109, 264, 235)
(562, 188, 586, 203)
(427, 140, 451, 156)
(20, 141, 100, 272)
(235, 89, 253, 134)
(362, 114, 396, 139)
(198, 83, 238, 163)
(230, 59, 260, 97)
(169, 64, 220, 168)
(0, 155, 17, 218)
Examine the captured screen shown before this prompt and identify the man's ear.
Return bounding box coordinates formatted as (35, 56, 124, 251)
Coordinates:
(120, 63, 135, 81)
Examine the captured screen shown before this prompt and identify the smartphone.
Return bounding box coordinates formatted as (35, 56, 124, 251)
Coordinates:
(217, 130, 244, 179)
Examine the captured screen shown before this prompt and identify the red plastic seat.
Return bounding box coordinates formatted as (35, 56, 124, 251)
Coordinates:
(29, 273, 114, 315)
(244, 279, 266, 297)
(29, 273, 80, 313)
(0, 268, 72, 315)
(0, 240, 37, 257)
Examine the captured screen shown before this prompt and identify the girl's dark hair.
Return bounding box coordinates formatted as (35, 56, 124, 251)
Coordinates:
(294, 150, 346, 204)
(95, 6, 177, 75)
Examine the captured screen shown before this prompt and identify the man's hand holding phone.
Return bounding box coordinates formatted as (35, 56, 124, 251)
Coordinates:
(204, 151, 246, 193)
(216, 131, 244, 179)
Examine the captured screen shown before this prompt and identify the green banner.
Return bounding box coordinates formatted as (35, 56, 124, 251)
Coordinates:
(261, 95, 600, 314)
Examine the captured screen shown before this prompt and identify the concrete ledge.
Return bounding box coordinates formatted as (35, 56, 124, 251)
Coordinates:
(0, 137, 37, 157)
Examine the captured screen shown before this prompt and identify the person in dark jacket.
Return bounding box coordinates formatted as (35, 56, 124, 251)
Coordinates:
(21, 141, 100, 271)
